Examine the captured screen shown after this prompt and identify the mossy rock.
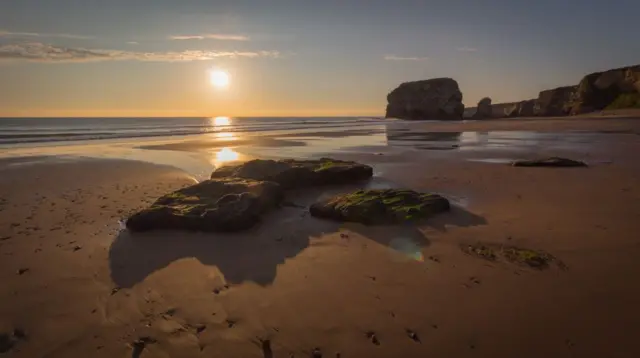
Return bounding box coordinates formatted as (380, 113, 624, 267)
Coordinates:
(126, 178, 283, 232)
(211, 158, 373, 189)
(309, 189, 450, 224)
(511, 157, 587, 167)
(462, 243, 563, 270)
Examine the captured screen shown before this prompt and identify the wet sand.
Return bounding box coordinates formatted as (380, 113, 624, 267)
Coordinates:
(1, 117, 640, 357)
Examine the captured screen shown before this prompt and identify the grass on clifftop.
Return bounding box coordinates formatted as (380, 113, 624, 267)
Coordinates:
(606, 93, 640, 110)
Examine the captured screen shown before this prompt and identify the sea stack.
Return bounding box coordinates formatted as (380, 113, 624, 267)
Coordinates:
(385, 78, 464, 120)
(472, 97, 492, 119)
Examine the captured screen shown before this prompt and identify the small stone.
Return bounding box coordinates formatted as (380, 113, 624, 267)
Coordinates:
(16, 268, 29, 275)
(366, 331, 380, 345)
(12, 329, 26, 340)
(311, 348, 322, 358)
(406, 329, 420, 343)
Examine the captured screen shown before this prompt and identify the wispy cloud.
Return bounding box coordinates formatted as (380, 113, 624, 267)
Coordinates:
(169, 34, 250, 41)
(384, 55, 429, 61)
(0, 42, 280, 63)
(456, 47, 478, 52)
(126, 41, 139, 45)
(0, 30, 94, 40)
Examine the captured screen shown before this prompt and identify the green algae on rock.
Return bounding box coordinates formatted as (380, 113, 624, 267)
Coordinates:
(462, 243, 564, 270)
(511, 157, 587, 167)
(211, 158, 373, 189)
(309, 189, 450, 224)
(126, 178, 283, 232)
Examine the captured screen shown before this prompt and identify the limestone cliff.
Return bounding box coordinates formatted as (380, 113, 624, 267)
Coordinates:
(569, 65, 640, 114)
(533, 85, 577, 116)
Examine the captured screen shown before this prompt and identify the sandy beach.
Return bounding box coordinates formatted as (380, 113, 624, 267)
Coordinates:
(2, 117, 640, 357)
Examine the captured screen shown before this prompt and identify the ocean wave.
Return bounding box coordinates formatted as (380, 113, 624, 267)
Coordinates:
(0, 117, 389, 146)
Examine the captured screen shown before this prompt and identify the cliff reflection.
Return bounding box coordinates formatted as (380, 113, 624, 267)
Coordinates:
(385, 124, 461, 150)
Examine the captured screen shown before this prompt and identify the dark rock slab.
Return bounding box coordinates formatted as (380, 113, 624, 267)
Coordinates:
(126, 178, 283, 232)
(511, 157, 587, 167)
(310, 189, 450, 224)
(211, 158, 373, 189)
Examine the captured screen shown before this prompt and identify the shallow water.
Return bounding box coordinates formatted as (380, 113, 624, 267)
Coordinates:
(1, 117, 623, 178)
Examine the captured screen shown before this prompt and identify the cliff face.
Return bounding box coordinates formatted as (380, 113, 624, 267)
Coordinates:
(388, 64, 639, 121)
(533, 85, 577, 116)
(465, 100, 535, 118)
(385, 78, 465, 120)
(569, 65, 640, 114)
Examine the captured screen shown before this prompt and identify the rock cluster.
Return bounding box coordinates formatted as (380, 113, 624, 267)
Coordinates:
(127, 158, 373, 232)
(126, 159, 453, 232)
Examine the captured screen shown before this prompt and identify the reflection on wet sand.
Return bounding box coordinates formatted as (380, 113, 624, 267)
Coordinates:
(210, 147, 241, 168)
(384, 123, 605, 153)
(385, 125, 462, 150)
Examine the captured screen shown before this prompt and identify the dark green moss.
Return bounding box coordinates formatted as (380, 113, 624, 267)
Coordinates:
(501, 247, 553, 269)
(314, 160, 342, 171)
(462, 243, 561, 269)
(462, 244, 498, 261)
(606, 93, 640, 110)
(310, 189, 450, 224)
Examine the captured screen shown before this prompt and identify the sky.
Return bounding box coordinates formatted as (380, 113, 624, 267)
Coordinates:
(0, 0, 639, 117)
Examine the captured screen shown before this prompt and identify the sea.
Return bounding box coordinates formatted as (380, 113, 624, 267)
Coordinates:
(0, 117, 388, 146)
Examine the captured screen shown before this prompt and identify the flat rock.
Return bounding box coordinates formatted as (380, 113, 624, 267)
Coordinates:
(211, 158, 373, 189)
(511, 157, 587, 167)
(126, 178, 283, 232)
(310, 189, 450, 224)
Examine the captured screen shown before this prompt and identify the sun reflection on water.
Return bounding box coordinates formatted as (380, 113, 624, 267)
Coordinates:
(215, 132, 236, 140)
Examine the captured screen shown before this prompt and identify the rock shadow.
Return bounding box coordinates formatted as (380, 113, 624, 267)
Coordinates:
(109, 203, 341, 288)
(423, 205, 488, 232)
(109, 179, 487, 288)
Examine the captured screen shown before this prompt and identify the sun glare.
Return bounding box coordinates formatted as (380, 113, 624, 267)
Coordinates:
(209, 70, 230, 88)
(212, 116, 230, 126)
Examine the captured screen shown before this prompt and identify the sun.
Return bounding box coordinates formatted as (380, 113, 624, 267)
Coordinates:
(209, 70, 230, 88)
